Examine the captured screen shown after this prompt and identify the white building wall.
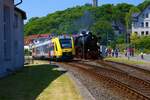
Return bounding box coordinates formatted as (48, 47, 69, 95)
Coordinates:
(132, 5, 150, 36)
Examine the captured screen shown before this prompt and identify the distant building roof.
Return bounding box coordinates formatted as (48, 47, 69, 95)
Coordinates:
(15, 7, 27, 19)
(132, 5, 150, 19)
(132, 13, 140, 18)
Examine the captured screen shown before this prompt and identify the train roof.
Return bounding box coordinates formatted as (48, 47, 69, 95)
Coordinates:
(32, 40, 51, 48)
(32, 35, 72, 48)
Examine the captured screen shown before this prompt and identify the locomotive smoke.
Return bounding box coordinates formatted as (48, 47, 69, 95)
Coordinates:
(73, 10, 94, 33)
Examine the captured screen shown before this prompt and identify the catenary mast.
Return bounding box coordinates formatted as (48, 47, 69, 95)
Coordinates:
(93, 0, 98, 6)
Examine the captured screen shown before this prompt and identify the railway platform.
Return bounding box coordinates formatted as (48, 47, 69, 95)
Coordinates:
(119, 54, 150, 63)
(105, 55, 150, 72)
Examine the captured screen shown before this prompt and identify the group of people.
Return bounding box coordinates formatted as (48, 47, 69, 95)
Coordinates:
(105, 48, 119, 58)
(101, 46, 144, 60)
(124, 48, 134, 57)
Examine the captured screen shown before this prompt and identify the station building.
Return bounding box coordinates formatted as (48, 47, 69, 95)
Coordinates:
(0, 0, 26, 77)
(132, 5, 150, 36)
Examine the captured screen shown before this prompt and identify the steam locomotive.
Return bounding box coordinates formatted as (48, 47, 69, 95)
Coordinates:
(73, 31, 100, 59)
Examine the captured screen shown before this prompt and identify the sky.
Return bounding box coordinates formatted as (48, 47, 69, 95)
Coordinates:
(16, 0, 143, 21)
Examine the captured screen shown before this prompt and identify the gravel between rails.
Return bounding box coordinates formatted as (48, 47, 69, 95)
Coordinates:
(74, 62, 150, 98)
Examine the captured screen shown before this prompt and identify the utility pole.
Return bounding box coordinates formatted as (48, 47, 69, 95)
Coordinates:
(93, 0, 98, 7)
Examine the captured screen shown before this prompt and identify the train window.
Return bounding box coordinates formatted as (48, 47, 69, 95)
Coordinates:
(59, 39, 72, 48)
(36, 47, 40, 54)
(43, 44, 49, 53)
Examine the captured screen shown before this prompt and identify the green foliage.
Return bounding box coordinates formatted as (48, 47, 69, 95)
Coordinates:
(130, 32, 139, 44)
(24, 3, 134, 36)
(138, 0, 150, 10)
(91, 20, 114, 44)
(131, 33, 150, 52)
(24, 1, 150, 52)
(116, 34, 125, 44)
(137, 36, 150, 50)
(125, 7, 140, 29)
(114, 3, 134, 24)
(24, 6, 88, 35)
(24, 49, 32, 56)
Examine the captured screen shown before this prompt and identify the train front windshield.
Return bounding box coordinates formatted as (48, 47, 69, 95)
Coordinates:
(59, 39, 72, 48)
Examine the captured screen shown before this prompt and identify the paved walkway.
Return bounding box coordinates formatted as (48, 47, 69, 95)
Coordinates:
(119, 54, 150, 63)
(106, 54, 150, 71)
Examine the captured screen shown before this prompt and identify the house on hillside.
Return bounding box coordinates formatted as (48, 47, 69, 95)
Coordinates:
(0, 0, 26, 77)
(132, 5, 150, 36)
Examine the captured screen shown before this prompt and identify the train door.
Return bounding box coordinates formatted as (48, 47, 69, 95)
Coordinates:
(49, 43, 54, 59)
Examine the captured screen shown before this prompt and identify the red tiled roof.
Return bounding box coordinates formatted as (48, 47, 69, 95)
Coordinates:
(24, 33, 51, 45)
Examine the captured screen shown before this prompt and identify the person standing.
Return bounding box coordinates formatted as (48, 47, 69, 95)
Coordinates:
(115, 48, 119, 58)
(111, 49, 114, 57)
(124, 48, 127, 57)
(140, 52, 144, 60)
(127, 48, 130, 60)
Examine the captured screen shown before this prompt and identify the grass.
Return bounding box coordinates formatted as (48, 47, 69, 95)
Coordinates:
(104, 57, 150, 65)
(0, 64, 82, 100)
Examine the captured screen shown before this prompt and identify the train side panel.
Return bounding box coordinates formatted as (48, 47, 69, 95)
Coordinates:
(32, 36, 75, 61)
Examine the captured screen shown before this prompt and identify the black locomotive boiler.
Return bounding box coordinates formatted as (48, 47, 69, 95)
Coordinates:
(74, 31, 99, 59)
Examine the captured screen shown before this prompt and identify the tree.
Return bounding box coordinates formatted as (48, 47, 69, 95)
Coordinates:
(138, 0, 150, 10)
(130, 32, 139, 44)
(116, 34, 125, 44)
(91, 20, 114, 44)
(125, 7, 140, 30)
(24, 3, 134, 36)
(130, 33, 150, 53)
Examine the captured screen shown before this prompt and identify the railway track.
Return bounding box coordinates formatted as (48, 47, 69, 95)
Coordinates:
(95, 60, 150, 82)
(59, 61, 150, 100)
(104, 60, 150, 74)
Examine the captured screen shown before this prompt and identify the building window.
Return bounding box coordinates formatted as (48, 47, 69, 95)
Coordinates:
(141, 22, 144, 27)
(141, 31, 144, 36)
(146, 31, 149, 35)
(4, 6, 11, 61)
(146, 13, 149, 18)
(142, 14, 145, 18)
(146, 22, 149, 27)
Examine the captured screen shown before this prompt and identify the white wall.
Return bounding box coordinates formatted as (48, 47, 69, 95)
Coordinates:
(132, 5, 150, 36)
